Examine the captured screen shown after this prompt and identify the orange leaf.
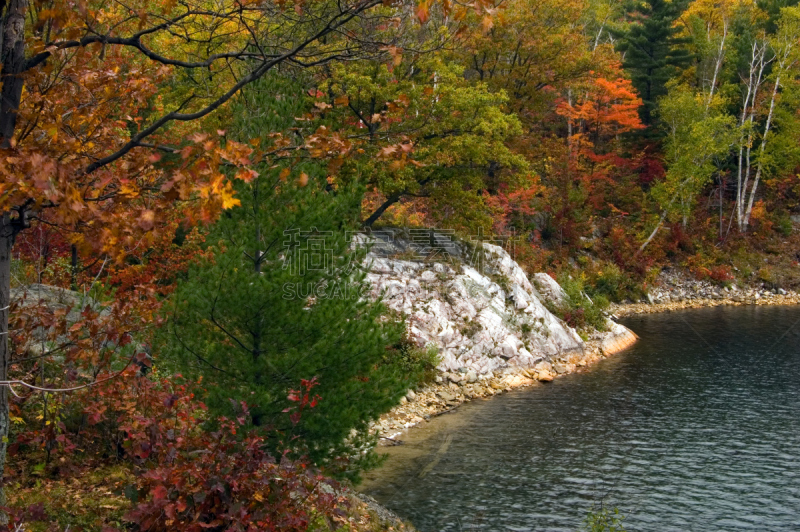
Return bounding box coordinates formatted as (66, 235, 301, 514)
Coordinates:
(416, 1, 430, 23)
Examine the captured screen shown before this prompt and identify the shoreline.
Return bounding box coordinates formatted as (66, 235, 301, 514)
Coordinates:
(372, 323, 637, 443)
(373, 293, 800, 443)
(610, 292, 800, 317)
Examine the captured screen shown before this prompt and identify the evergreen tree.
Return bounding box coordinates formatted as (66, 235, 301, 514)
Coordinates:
(615, 0, 694, 125)
(158, 76, 424, 477)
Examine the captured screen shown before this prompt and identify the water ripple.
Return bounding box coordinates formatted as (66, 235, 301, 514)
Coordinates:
(361, 306, 800, 531)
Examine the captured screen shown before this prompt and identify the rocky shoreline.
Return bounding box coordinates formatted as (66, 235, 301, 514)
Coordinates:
(372, 322, 637, 442)
(372, 268, 800, 443)
(610, 269, 800, 317)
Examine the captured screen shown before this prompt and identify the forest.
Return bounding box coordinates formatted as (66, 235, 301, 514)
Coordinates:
(1, 0, 800, 529)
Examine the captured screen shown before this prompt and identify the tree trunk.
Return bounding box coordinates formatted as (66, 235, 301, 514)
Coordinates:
(0, 1, 29, 520)
(705, 22, 727, 111)
(363, 191, 403, 227)
(736, 41, 767, 231)
(743, 73, 781, 231)
(639, 208, 669, 253)
(0, 0, 28, 146)
(0, 215, 13, 524)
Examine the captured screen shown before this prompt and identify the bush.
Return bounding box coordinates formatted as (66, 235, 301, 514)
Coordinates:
(387, 337, 441, 385)
(549, 273, 609, 335)
(774, 213, 794, 236)
(121, 377, 348, 532)
(588, 263, 644, 302)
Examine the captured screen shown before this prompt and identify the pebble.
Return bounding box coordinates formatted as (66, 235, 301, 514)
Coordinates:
(612, 269, 800, 318)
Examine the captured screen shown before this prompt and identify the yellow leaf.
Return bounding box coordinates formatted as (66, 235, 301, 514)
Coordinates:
(222, 192, 241, 209)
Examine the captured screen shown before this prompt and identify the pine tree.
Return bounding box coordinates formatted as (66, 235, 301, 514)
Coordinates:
(615, 0, 694, 125)
(158, 77, 423, 477)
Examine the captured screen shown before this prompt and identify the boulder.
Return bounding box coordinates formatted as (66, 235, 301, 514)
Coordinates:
(600, 320, 639, 355)
(11, 284, 112, 357)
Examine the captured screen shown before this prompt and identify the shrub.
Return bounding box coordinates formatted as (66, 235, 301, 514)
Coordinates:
(588, 263, 644, 302)
(774, 213, 794, 236)
(549, 274, 609, 335)
(121, 377, 348, 532)
(387, 337, 441, 386)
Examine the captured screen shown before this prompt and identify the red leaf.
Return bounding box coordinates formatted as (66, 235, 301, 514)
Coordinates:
(153, 485, 168, 501)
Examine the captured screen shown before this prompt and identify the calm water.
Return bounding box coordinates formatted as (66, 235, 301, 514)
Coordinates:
(360, 306, 800, 531)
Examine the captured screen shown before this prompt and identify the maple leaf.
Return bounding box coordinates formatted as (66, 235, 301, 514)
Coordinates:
(416, 1, 430, 23)
(221, 194, 241, 210)
(235, 169, 259, 183)
(153, 485, 168, 501)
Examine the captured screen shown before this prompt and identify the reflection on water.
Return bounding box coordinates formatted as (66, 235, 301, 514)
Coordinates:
(359, 306, 800, 531)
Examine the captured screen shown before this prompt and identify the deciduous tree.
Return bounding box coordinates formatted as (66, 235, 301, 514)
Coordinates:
(0, 0, 448, 514)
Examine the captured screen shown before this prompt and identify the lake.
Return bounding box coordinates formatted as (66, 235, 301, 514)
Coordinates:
(359, 306, 800, 531)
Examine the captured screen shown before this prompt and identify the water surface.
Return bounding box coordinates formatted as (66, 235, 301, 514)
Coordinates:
(360, 306, 800, 531)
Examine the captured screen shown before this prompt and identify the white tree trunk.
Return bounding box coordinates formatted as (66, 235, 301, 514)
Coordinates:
(743, 73, 783, 229)
(736, 41, 769, 230)
(706, 22, 727, 111)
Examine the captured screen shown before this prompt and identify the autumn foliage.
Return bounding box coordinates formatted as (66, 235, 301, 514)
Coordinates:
(5, 0, 800, 528)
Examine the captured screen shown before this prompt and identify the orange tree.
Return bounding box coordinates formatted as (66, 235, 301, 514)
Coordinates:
(0, 0, 469, 516)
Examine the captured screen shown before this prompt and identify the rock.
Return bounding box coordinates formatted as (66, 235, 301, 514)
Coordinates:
(399, 396, 407, 405)
(505, 374, 534, 387)
(466, 370, 478, 383)
(552, 363, 567, 375)
(531, 273, 568, 306)
(536, 371, 554, 382)
(437, 391, 457, 402)
(489, 379, 505, 390)
(10, 284, 138, 359)
(600, 321, 638, 355)
(406, 390, 416, 401)
(364, 229, 585, 376)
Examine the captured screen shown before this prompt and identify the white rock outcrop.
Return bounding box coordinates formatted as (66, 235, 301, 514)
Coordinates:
(361, 230, 594, 374)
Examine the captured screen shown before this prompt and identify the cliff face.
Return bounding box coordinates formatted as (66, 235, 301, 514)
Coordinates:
(361, 229, 634, 375)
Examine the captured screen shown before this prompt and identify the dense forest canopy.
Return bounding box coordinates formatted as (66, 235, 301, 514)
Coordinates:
(2, 0, 800, 529)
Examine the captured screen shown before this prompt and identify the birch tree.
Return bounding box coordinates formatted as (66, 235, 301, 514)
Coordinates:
(640, 85, 737, 251)
(741, 6, 800, 230)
